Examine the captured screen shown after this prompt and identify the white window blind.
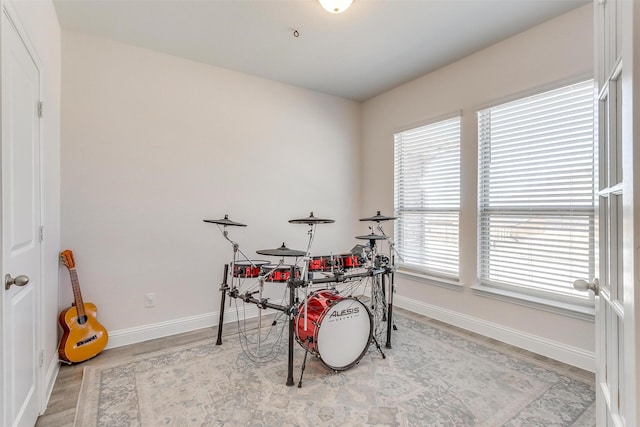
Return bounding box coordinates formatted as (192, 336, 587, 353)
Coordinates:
(478, 80, 594, 299)
(394, 116, 460, 279)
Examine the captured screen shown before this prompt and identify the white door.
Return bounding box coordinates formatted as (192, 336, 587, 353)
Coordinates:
(578, 0, 639, 425)
(1, 8, 42, 427)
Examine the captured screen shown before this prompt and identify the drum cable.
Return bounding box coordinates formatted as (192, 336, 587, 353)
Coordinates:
(233, 298, 287, 363)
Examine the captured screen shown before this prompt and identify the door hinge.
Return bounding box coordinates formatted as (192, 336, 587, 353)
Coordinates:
(38, 101, 43, 118)
(39, 350, 45, 367)
(39, 226, 44, 242)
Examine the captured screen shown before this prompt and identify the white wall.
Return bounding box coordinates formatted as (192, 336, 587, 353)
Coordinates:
(361, 5, 595, 369)
(2, 0, 61, 409)
(60, 31, 362, 342)
(61, 4, 597, 370)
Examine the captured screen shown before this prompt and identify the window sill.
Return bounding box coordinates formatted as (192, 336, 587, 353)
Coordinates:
(471, 284, 595, 322)
(396, 268, 463, 292)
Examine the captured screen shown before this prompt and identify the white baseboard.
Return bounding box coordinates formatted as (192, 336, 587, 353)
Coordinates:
(105, 294, 595, 373)
(41, 355, 60, 413)
(394, 294, 596, 373)
(106, 303, 277, 349)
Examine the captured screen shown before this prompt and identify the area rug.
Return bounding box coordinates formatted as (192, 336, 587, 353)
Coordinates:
(74, 312, 595, 426)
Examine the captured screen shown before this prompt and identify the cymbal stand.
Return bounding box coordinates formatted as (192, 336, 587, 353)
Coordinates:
(366, 231, 383, 303)
(374, 222, 404, 264)
(213, 221, 249, 345)
(214, 223, 268, 348)
(203, 215, 246, 345)
(297, 223, 317, 281)
(373, 223, 400, 343)
(297, 223, 318, 333)
(218, 225, 254, 299)
(385, 254, 397, 349)
(289, 223, 319, 387)
(365, 245, 388, 362)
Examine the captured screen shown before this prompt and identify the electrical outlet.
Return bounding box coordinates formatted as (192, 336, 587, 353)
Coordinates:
(145, 293, 156, 308)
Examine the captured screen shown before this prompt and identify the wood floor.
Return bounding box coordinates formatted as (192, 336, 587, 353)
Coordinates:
(36, 325, 222, 427)
(35, 311, 594, 427)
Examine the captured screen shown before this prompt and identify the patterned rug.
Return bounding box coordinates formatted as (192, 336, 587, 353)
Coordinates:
(74, 311, 595, 426)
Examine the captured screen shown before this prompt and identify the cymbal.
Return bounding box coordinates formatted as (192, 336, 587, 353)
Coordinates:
(350, 244, 371, 254)
(289, 211, 335, 225)
(355, 233, 389, 241)
(256, 243, 306, 257)
(203, 214, 247, 227)
(234, 259, 271, 267)
(359, 210, 397, 222)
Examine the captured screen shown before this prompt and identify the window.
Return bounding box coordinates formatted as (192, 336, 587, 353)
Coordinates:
(477, 80, 594, 301)
(394, 116, 461, 279)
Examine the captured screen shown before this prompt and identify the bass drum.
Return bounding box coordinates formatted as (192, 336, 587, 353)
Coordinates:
(295, 290, 372, 371)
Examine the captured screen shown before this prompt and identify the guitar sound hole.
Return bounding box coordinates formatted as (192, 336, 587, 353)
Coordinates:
(77, 315, 88, 325)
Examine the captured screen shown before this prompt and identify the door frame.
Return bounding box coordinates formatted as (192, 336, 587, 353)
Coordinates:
(619, 0, 640, 426)
(620, 1, 640, 425)
(594, 0, 640, 425)
(0, 0, 46, 421)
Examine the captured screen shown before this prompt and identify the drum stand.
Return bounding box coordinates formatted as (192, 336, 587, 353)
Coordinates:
(209, 217, 276, 347)
(364, 236, 391, 346)
(297, 337, 312, 388)
(214, 230, 242, 345)
(384, 261, 396, 349)
(215, 264, 229, 345)
(286, 266, 297, 386)
(210, 212, 395, 388)
(374, 223, 402, 347)
(366, 264, 388, 361)
(209, 217, 246, 346)
(371, 333, 387, 360)
(289, 224, 316, 387)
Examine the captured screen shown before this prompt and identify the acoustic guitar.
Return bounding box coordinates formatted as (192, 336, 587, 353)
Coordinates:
(58, 250, 108, 364)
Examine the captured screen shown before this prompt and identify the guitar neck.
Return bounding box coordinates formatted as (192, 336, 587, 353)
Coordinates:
(68, 268, 86, 318)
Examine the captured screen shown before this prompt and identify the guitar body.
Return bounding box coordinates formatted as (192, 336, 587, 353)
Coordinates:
(58, 302, 108, 363)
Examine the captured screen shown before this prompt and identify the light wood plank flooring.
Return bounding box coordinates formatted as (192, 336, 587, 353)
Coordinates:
(35, 311, 593, 427)
(36, 325, 222, 427)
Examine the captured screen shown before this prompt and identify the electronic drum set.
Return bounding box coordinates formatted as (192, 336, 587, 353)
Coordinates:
(204, 211, 401, 387)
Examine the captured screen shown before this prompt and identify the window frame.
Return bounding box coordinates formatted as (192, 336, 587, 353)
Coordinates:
(475, 79, 596, 309)
(393, 114, 462, 284)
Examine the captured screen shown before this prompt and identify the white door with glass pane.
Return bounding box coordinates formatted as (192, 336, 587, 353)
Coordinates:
(573, 0, 639, 425)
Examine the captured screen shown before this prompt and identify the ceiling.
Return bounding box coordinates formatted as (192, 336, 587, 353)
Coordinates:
(53, 0, 589, 101)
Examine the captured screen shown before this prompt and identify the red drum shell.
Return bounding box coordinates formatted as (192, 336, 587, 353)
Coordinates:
(295, 290, 372, 371)
(233, 260, 270, 278)
(309, 254, 364, 271)
(336, 253, 363, 270)
(309, 255, 333, 271)
(261, 265, 300, 282)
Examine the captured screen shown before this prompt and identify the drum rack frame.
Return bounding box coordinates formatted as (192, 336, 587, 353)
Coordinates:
(214, 264, 396, 386)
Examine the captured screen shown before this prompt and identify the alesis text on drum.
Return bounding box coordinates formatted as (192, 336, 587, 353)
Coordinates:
(204, 211, 399, 387)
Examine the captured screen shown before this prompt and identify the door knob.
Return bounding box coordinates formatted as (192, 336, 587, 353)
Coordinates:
(5, 274, 30, 290)
(573, 278, 599, 296)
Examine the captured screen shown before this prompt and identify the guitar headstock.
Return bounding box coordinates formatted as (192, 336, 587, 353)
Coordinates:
(60, 250, 76, 270)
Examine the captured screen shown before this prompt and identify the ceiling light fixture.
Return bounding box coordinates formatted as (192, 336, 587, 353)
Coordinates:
(318, 0, 353, 14)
